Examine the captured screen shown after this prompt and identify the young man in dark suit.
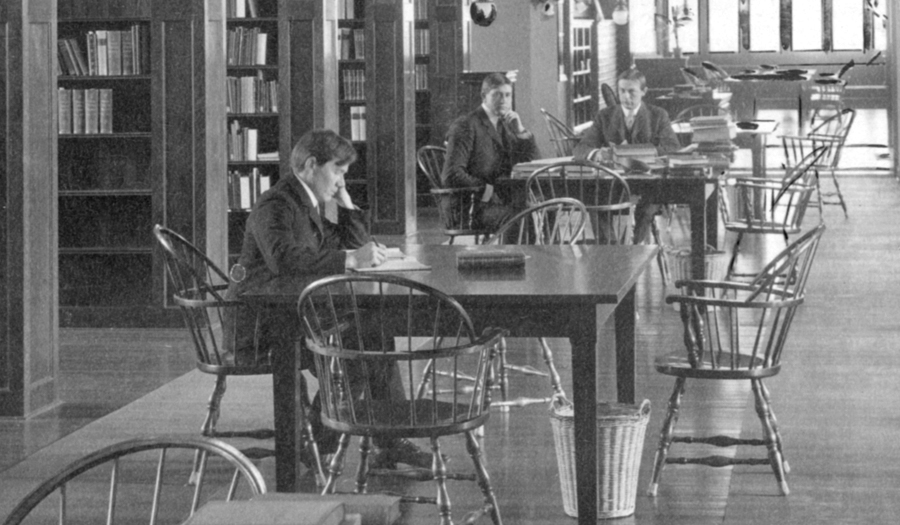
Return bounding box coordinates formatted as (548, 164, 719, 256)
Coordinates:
(573, 68, 681, 243)
(226, 129, 432, 468)
(441, 72, 540, 232)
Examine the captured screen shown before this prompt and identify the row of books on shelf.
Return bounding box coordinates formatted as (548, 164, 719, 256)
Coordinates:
(226, 75, 278, 113)
(414, 0, 429, 19)
(226, 0, 260, 18)
(348, 106, 367, 141)
(227, 26, 269, 66)
(229, 122, 259, 161)
(58, 25, 149, 77)
(338, 28, 365, 60)
(337, 0, 359, 19)
(341, 69, 366, 101)
(59, 88, 114, 135)
(414, 28, 430, 55)
(227, 168, 271, 211)
(414, 64, 429, 90)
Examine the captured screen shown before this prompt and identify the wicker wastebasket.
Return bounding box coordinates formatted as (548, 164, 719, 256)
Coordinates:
(665, 245, 728, 288)
(550, 397, 651, 519)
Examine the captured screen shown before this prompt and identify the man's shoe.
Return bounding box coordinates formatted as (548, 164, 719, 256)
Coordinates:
(370, 438, 445, 470)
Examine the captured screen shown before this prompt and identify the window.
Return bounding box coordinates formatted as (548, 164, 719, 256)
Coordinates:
(628, 0, 657, 55)
(668, 0, 698, 55)
(831, 0, 863, 50)
(749, 0, 779, 51)
(708, 0, 739, 52)
(792, 0, 823, 51)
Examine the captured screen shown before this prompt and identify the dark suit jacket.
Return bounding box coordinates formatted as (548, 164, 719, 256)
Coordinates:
(224, 174, 370, 362)
(573, 103, 681, 158)
(441, 106, 540, 189)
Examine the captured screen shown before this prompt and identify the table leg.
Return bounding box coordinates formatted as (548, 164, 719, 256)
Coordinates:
(690, 193, 707, 281)
(570, 309, 598, 524)
(273, 340, 300, 492)
(615, 286, 636, 405)
(752, 133, 769, 179)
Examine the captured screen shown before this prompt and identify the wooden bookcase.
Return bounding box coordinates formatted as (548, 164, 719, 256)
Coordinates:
(57, 0, 224, 327)
(225, 0, 281, 262)
(336, 0, 369, 209)
(562, 1, 600, 130)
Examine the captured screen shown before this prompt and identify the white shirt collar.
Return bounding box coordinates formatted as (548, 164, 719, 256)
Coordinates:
(623, 103, 642, 119)
(295, 174, 319, 210)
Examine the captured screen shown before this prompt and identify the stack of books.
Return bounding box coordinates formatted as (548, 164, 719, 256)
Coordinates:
(689, 115, 735, 154)
(341, 69, 366, 101)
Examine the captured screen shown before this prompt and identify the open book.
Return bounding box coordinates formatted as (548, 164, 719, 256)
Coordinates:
(353, 247, 431, 273)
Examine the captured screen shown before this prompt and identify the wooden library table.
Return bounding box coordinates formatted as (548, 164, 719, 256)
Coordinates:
(671, 119, 780, 178)
(241, 243, 658, 525)
(505, 158, 720, 280)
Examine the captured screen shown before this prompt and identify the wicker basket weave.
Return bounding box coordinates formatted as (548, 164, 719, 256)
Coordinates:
(550, 397, 651, 519)
(665, 245, 728, 288)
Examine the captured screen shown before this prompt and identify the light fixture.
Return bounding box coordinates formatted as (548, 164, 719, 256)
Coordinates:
(612, 0, 629, 25)
(470, 1, 497, 27)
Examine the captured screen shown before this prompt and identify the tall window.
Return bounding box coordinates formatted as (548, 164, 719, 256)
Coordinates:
(832, 0, 863, 50)
(792, 0, 823, 51)
(749, 0, 779, 51)
(668, 0, 699, 55)
(708, 0, 740, 52)
(628, 0, 657, 55)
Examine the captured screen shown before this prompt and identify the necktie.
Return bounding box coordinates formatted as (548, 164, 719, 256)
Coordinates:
(625, 111, 635, 131)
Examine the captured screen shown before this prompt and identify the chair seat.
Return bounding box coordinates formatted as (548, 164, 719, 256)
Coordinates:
(197, 362, 273, 376)
(322, 399, 490, 439)
(723, 221, 803, 236)
(654, 353, 781, 380)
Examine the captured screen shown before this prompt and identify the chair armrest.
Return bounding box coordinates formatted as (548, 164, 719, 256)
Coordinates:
(666, 289, 803, 309)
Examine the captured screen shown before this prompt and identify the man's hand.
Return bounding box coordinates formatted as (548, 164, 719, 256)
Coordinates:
(481, 183, 494, 203)
(501, 110, 527, 135)
(345, 241, 387, 269)
(335, 186, 356, 210)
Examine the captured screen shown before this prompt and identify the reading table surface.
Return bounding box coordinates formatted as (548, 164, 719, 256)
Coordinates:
(241, 243, 658, 525)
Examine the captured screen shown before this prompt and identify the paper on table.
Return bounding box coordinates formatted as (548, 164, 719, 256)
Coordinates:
(354, 254, 431, 273)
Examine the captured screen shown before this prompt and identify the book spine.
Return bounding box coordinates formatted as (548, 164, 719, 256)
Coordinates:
(87, 31, 98, 75)
(96, 30, 108, 76)
(245, 128, 258, 161)
(239, 173, 252, 210)
(71, 88, 85, 134)
(58, 88, 72, 135)
(359, 106, 366, 141)
(84, 88, 99, 134)
(99, 88, 113, 134)
(107, 30, 122, 76)
(256, 32, 267, 65)
(121, 30, 135, 75)
(69, 38, 89, 76)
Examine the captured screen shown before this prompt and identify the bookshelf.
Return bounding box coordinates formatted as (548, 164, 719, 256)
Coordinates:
(561, 3, 600, 130)
(56, 0, 225, 327)
(337, 0, 369, 209)
(226, 0, 280, 262)
(414, 0, 432, 207)
(56, 15, 156, 323)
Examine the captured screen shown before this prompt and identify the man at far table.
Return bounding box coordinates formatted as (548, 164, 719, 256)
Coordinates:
(573, 68, 681, 244)
(442, 72, 540, 233)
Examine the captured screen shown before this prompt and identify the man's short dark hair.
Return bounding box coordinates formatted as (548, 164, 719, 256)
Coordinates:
(617, 68, 647, 91)
(290, 129, 357, 174)
(480, 72, 512, 99)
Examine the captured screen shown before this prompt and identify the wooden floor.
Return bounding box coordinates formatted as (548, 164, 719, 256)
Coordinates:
(2, 130, 899, 521)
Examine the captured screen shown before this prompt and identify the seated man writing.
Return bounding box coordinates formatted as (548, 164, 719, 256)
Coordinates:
(225, 129, 433, 468)
(573, 68, 681, 244)
(441, 72, 540, 233)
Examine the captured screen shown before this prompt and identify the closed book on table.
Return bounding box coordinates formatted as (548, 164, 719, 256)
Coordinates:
(457, 250, 526, 270)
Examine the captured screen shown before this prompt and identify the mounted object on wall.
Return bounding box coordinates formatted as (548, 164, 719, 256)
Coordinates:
(531, 0, 556, 18)
(470, 1, 498, 27)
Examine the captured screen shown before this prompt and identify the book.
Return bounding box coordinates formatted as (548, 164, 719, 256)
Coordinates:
(83, 88, 99, 134)
(358, 105, 366, 141)
(245, 128, 258, 161)
(353, 29, 365, 60)
(71, 88, 85, 134)
(68, 38, 89, 76)
(340, 28, 351, 60)
(95, 30, 109, 76)
(108, 30, 122, 76)
(239, 173, 252, 209)
(99, 89, 113, 134)
(255, 32, 267, 65)
(57, 39, 78, 76)
(350, 106, 361, 141)
(355, 255, 431, 273)
(86, 31, 98, 75)
(121, 30, 135, 75)
(58, 88, 72, 134)
(457, 250, 526, 270)
(246, 0, 258, 18)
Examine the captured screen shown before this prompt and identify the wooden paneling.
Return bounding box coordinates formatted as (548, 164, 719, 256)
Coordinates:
(429, 0, 467, 144)
(366, 0, 415, 235)
(0, 0, 59, 417)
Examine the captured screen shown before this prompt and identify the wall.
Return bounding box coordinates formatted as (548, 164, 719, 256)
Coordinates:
(469, 0, 560, 156)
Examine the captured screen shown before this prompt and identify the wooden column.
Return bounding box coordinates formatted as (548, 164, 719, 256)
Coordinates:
(888, 0, 899, 180)
(367, 0, 416, 235)
(282, 0, 339, 164)
(0, 0, 59, 417)
(152, 0, 226, 303)
(429, 0, 468, 145)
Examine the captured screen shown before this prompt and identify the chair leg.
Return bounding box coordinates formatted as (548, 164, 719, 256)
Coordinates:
(191, 375, 227, 484)
(496, 338, 510, 408)
(538, 337, 565, 398)
(465, 430, 503, 525)
(751, 379, 789, 496)
(650, 216, 669, 287)
(322, 433, 351, 495)
(828, 168, 849, 218)
(725, 232, 743, 280)
(648, 377, 686, 497)
(299, 374, 327, 486)
(758, 380, 790, 474)
(430, 437, 453, 525)
(355, 436, 373, 494)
